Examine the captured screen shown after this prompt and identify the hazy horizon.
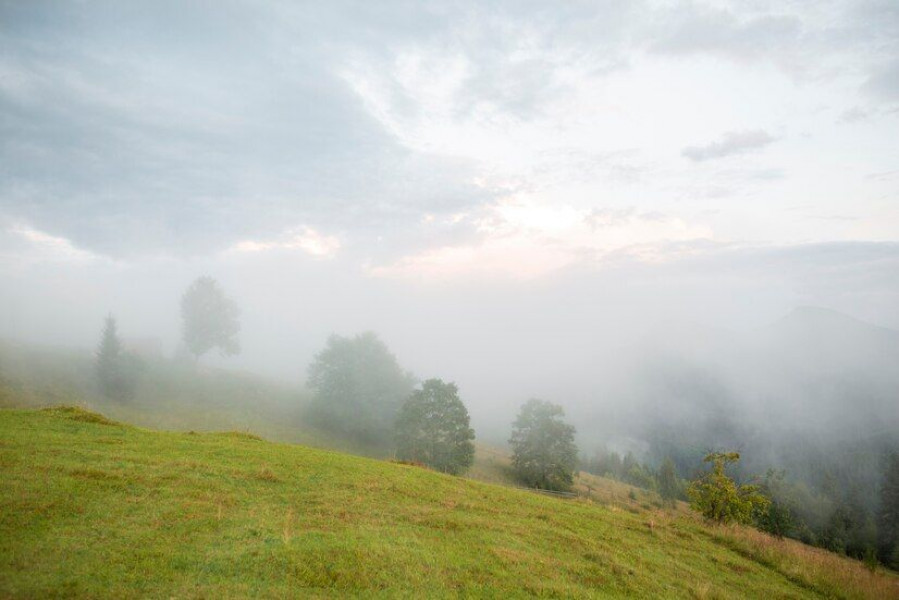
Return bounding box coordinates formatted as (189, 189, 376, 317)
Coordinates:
(2, 1, 898, 442)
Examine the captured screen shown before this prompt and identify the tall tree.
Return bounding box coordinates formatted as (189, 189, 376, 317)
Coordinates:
(180, 276, 240, 360)
(509, 399, 579, 491)
(658, 457, 681, 504)
(306, 332, 415, 446)
(95, 314, 138, 401)
(395, 379, 475, 475)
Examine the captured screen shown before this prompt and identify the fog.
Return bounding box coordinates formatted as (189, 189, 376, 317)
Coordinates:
(2, 1, 898, 453)
(3, 240, 898, 447)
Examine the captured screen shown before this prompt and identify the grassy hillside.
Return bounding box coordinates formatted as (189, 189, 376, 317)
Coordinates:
(0, 339, 342, 450)
(2, 408, 896, 599)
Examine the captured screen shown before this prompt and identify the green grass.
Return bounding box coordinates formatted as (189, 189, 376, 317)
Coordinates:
(3, 408, 896, 599)
(0, 339, 385, 458)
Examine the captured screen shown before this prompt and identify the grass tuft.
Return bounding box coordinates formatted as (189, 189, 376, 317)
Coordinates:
(40, 405, 121, 426)
(214, 430, 263, 441)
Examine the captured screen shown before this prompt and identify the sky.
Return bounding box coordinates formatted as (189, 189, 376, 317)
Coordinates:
(1, 1, 898, 413)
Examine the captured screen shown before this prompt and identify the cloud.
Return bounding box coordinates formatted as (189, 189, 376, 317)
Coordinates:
(0, 0, 896, 268)
(861, 60, 899, 102)
(229, 227, 341, 258)
(367, 201, 712, 280)
(682, 130, 777, 162)
(0, 2, 491, 259)
(652, 6, 803, 64)
(1, 222, 102, 266)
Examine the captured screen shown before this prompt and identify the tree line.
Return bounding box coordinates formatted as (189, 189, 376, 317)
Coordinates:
(94, 277, 580, 486)
(93, 276, 899, 570)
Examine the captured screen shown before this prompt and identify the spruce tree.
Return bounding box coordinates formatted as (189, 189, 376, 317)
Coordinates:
(659, 458, 680, 504)
(95, 314, 132, 401)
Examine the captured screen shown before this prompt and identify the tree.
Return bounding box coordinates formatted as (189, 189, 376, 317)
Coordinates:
(180, 276, 240, 360)
(395, 379, 475, 475)
(509, 399, 579, 491)
(753, 469, 795, 539)
(878, 453, 899, 568)
(95, 314, 139, 401)
(659, 458, 681, 505)
(306, 332, 415, 446)
(687, 452, 769, 525)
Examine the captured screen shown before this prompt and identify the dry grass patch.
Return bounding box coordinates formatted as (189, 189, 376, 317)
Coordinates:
(710, 523, 899, 599)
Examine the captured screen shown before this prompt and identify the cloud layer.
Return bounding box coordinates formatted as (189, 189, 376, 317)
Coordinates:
(0, 0, 897, 282)
(682, 130, 777, 162)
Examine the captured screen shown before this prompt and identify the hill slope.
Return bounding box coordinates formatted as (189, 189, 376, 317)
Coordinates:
(2, 409, 896, 598)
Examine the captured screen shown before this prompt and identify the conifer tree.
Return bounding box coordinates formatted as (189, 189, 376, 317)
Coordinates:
(95, 314, 137, 401)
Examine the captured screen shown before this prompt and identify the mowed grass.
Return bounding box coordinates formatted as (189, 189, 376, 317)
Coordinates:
(1, 409, 896, 599)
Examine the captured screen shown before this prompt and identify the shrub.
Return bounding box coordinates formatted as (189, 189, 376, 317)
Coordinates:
(688, 452, 769, 525)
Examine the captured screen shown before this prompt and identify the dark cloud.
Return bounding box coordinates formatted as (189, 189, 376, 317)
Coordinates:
(0, 0, 896, 262)
(0, 1, 492, 258)
(652, 6, 803, 62)
(682, 130, 777, 162)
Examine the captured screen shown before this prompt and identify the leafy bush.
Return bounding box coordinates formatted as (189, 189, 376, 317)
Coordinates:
(687, 452, 769, 525)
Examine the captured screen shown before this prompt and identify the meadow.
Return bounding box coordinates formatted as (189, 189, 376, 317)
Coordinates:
(1, 405, 896, 599)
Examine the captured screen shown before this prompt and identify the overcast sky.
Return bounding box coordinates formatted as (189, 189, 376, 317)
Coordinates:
(1, 1, 898, 398)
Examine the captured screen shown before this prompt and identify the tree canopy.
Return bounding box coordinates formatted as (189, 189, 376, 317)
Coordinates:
(395, 379, 475, 475)
(306, 332, 415, 447)
(509, 399, 578, 491)
(180, 276, 240, 360)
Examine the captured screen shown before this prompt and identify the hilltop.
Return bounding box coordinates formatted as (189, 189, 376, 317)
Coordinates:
(1, 407, 896, 599)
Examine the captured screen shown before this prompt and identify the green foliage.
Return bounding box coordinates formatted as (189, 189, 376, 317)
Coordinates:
(687, 452, 770, 525)
(395, 379, 475, 475)
(180, 276, 240, 359)
(94, 315, 140, 401)
(658, 458, 681, 504)
(583, 449, 665, 493)
(864, 547, 879, 573)
(509, 399, 578, 491)
(820, 496, 878, 560)
(756, 499, 795, 539)
(754, 469, 795, 539)
(879, 453, 899, 566)
(306, 332, 415, 447)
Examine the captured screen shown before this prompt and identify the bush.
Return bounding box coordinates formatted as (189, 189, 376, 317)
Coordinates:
(687, 452, 769, 525)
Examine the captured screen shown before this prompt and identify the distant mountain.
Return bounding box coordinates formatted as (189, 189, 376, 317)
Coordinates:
(597, 306, 899, 458)
(766, 306, 899, 371)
